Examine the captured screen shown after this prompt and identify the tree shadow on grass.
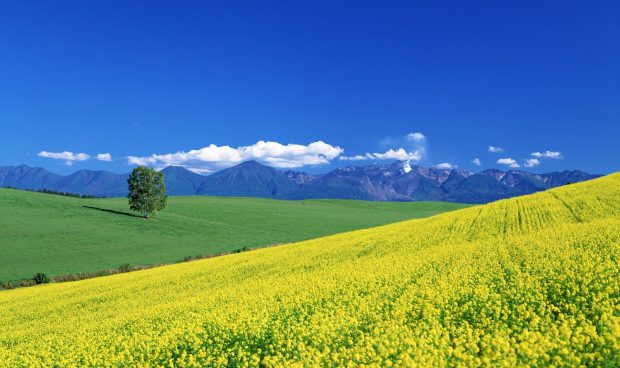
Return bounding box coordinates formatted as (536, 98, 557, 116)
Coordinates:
(82, 205, 142, 218)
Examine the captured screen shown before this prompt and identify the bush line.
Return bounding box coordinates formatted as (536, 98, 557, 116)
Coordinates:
(0, 246, 256, 291)
(1, 186, 101, 199)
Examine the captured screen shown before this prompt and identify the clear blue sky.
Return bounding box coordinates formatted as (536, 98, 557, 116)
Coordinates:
(1, 1, 618, 175)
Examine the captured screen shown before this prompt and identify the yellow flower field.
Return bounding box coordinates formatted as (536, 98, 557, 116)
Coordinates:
(1, 173, 619, 367)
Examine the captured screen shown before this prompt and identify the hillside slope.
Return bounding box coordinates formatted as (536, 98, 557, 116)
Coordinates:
(1, 174, 619, 366)
(160, 166, 206, 195)
(0, 190, 466, 281)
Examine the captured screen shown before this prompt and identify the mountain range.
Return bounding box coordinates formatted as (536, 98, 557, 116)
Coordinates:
(0, 161, 600, 203)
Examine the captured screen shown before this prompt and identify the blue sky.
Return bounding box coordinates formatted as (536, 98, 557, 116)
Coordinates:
(1, 1, 618, 175)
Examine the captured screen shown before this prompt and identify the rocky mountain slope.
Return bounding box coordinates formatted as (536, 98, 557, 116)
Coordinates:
(0, 161, 600, 203)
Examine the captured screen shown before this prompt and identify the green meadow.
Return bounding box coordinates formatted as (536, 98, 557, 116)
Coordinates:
(0, 188, 469, 281)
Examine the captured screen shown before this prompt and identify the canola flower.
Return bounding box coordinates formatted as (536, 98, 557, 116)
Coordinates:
(0, 173, 619, 367)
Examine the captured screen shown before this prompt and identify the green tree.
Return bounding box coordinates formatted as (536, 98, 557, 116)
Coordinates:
(127, 166, 167, 219)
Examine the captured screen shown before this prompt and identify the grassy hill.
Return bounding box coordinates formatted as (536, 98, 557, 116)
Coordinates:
(0, 189, 467, 281)
(1, 174, 618, 366)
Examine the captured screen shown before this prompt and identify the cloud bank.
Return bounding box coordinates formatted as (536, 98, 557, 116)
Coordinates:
(38, 151, 90, 166)
(36, 135, 564, 174)
(406, 132, 426, 143)
(127, 140, 343, 172)
(96, 153, 113, 161)
(38, 151, 114, 165)
(497, 158, 520, 168)
(531, 151, 563, 159)
(340, 149, 422, 162)
(524, 158, 540, 168)
(340, 132, 426, 163)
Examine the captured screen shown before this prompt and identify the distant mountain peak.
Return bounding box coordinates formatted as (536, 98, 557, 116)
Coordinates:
(0, 162, 601, 203)
(162, 165, 201, 173)
(237, 160, 263, 167)
(160, 165, 206, 195)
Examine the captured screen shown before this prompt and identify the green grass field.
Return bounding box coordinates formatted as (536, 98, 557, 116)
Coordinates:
(0, 188, 468, 281)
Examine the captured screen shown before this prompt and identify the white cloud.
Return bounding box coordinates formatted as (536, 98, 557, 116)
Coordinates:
(497, 158, 520, 168)
(531, 150, 563, 159)
(488, 146, 504, 153)
(96, 153, 112, 162)
(436, 162, 456, 169)
(342, 132, 427, 163)
(38, 151, 90, 166)
(338, 155, 369, 161)
(406, 132, 426, 142)
(472, 158, 482, 166)
(127, 140, 344, 171)
(524, 158, 540, 168)
(340, 148, 422, 162)
(402, 160, 412, 173)
(371, 148, 422, 161)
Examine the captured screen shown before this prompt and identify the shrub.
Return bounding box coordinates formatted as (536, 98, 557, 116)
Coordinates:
(32, 273, 50, 285)
(118, 264, 133, 273)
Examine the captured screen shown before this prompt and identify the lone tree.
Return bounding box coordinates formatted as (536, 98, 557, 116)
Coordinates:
(127, 166, 167, 219)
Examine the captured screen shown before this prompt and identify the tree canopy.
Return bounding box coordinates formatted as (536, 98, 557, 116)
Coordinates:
(127, 166, 167, 219)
